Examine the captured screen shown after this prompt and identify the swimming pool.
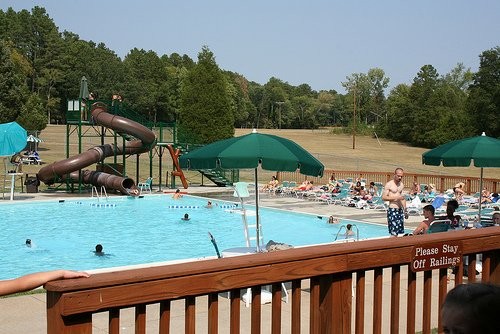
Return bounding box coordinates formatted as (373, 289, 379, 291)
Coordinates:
(0, 195, 389, 280)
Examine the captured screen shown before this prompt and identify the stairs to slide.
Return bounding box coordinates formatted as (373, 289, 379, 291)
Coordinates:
(199, 169, 233, 187)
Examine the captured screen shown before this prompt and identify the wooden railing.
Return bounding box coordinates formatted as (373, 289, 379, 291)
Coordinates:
(45, 228, 500, 333)
(278, 169, 499, 195)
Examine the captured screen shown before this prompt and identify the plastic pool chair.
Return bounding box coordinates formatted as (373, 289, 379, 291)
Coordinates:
(138, 177, 152, 194)
(233, 182, 250, 198)
(427, 219, 451, 234)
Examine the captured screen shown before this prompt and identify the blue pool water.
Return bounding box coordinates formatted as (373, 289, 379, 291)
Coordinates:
(0, 195, 389, 280)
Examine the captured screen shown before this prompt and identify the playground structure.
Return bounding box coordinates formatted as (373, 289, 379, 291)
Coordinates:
(38, 102, 156, 194)
(42, 93, 238, 195)
(40, 97, 189, 194)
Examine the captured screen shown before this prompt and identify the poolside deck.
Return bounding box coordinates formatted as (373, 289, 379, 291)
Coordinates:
(0, 186, 427, 333)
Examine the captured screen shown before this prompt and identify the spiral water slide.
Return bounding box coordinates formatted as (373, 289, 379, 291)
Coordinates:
(37, 103, 156, 195)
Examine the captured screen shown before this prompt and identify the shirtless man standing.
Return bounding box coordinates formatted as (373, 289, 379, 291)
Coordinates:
(382, 167, 407, 237)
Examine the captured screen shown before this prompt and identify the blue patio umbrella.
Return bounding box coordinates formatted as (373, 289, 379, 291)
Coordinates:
(0, 122, 28, 157)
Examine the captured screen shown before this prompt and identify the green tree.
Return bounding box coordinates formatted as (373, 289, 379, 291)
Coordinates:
(379, 64, 473, 147)
(4, 7, 61, 93)
(225, 71, 256, 128)
(443, 62, 473, 92)
(376, 84, 411, 141)
(366, 68, 390, 123)
(290, 95, 317, 128)
(407, 65, 441, 146)
(248, 82, 265, 128)
(259, 77, 289, 128)
(312, 91, 334, 126)
(467, 46, 500, 137)
(342, 68, 389, 126)
(123, 48, 169, 121)
(161, 53, 194, 122)
(17, 93, 46, 131)
(0, 40, 30, 123)
(178, 46, 234, 144)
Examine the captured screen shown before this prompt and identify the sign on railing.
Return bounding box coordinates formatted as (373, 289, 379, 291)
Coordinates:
(411, 241, 462, 272)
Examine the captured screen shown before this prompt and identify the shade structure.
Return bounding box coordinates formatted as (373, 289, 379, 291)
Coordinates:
(0, 122, 28, 157)
(422, 132, 500, 219)
(180, 130, 325, 250)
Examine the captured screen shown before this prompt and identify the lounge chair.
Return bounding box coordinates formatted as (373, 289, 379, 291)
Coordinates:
(284, 181, 297, 197)
(407, 196, 422, 216)
(276, 181, 290, 196)
(366, 196, 387, 211)
(431, 196, 446, 211)
(330, 189, 351, 206)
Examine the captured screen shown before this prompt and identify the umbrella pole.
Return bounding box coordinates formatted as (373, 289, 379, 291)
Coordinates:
(254, 168, 260, 252)
(478, 168, 483, 221)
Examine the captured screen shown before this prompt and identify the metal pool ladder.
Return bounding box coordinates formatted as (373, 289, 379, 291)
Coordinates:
(333, 224, 359, 241)
(91, 185, 108, 201)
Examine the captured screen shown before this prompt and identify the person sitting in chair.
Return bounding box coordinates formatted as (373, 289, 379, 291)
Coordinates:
(413, 205, 436, 235)
(262, 176, 279, 191)
(410, 182, 420, 197)
(437, 199, 461, 228)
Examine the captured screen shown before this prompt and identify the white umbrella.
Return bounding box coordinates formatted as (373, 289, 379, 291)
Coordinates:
(27, 134, 43, 151)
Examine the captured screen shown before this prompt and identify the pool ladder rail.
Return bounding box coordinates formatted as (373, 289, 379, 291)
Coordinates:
(91, 185, 108, 201)
(333, 224, 359, 242)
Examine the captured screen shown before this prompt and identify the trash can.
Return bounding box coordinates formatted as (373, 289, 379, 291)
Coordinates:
(25, 176, 40, 193)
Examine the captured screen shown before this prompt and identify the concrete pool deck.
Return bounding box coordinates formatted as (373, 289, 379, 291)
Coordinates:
(0, 185, 427, 332)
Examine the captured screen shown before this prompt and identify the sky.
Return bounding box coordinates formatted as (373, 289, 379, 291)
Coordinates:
(2, 0, 499, 93)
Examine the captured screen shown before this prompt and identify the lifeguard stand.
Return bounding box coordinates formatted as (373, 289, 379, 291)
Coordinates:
(2, 155, 24, 200)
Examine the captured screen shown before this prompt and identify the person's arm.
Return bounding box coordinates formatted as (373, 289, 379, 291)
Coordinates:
(381, 184, 393, 201)
(413, 222, 426, 235)
(0, 270, 89, 296)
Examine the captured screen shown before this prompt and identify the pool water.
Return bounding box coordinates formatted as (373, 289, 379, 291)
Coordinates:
(0, 195, 389, 280)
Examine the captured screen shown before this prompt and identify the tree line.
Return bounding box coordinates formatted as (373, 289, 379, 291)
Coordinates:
(1, 6, 499, 147)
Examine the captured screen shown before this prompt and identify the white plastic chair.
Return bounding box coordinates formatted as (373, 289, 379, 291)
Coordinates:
(138, 177, 152, 194)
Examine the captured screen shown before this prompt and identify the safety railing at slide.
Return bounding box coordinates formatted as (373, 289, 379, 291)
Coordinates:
(66, 99, 175, 132)
(278, 169, 499, 195)
(45, 228, 500, 333)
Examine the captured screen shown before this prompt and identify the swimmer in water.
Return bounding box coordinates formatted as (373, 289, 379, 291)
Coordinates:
(172, 189, 183, 199)
(94, 244, 104, 256)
